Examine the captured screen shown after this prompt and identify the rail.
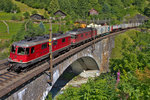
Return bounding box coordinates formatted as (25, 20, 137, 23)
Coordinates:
(0, 59, 9, 70)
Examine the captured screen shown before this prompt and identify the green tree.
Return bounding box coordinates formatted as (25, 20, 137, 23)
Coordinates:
(48, 0, 60, 14)
(44, 11, 49, 19)
(88, 0, 101, 12)
(56, 73, 118, 100)
(77, 0, 89, 18)
(38, 22, 45, 34)
(23, 11, 30, 19)
(118, 72, 150, 100)
(12, 20, 46, 42)
(0, 0, 20, 13)
(144, 6, 150, 17)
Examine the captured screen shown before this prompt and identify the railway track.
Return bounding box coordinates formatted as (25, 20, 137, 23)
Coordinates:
(0, 71, 23, 86)
(0, 59, 9, 70)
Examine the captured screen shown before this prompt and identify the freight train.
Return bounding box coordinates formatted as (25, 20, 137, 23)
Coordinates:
(8, 22, 142, 72)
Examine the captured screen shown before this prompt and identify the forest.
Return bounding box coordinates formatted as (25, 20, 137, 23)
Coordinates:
(0, 0, 20, 13)
(20, 0, 150, 18)
(1, 0, 150, 20)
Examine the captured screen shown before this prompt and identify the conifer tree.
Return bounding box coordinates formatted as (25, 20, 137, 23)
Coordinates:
(48, 0, 60, 14)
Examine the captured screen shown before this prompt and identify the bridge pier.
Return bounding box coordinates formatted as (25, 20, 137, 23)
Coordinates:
(4, 36, 115, 100)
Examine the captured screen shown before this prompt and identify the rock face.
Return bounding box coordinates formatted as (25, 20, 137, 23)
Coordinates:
(5, 37, 115, 100)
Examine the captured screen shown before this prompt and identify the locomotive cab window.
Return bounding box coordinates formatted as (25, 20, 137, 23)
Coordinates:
(42, 43, 47, 49)
(71, 35, 78, 39)
(18, 47, 25, 55)
(62, 38, 65, 43)
(81, 34, 83, 37)
(31, 47, 34, 54)
(75, 35, 78, 39)
(11, 45, 16, 53)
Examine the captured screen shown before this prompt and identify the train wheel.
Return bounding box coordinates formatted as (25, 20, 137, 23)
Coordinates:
(14, 66, 21, 73)
(7, 67, 12, 71)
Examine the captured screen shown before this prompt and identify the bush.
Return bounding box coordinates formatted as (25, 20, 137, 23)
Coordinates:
(32, 10, 38, 15)
(118, 71, 150, 100)
(23, 11, 30, 19)
(11, 15, 17, 20)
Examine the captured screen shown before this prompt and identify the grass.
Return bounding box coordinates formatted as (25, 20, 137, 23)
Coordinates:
(0, 21, 23, 39)
(0, 0, 48, 21)
(0, 12, 22, 20)
(0, 21, 64, 39)
(12, 0, 47, 15)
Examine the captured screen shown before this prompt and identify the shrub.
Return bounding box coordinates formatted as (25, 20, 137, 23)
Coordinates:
(23, 11, 30, 19)
(11, 15, 17, 20)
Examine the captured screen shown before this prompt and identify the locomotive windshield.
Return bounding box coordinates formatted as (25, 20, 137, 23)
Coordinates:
(18, 47, 25, 55)
(11, 45, 16, 53)
(17, 47, 29, 55)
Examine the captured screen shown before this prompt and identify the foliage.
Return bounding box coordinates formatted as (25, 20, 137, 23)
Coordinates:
(44, 11, 49, 19)
(0, 0, 20, 13)
(32, 10, 38, 15)
(0, 12, 22, 20)
(109, 29, 150, 99)
(140, 19, 150, 29)
(12, 0, 47, 15)
(110, 31, 150, 73)
(0, 40, 11, 60)
(23, 11, 30, 19)
(56, 71, 150, 100)
(117, 71, 150, 100)
(144, 4, 150, 17)
(0, 51, 10, 60)
(46, 93, 52, 100)
(56, 73, 118, 100)
(48, 0, 60, 14)
(11, 20, 46, 42)
(15, 0, 149, 21)
(11, 15, 18, 20)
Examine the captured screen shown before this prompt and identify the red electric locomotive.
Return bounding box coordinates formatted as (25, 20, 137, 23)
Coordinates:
(8, 33, 71, 72)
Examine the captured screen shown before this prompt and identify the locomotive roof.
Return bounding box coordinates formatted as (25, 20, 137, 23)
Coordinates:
(67, 27, 95, 35)
(13, 33, 70, 47)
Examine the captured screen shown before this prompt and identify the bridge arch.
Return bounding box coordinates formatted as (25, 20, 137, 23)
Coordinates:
(70, 56, 99, 74)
